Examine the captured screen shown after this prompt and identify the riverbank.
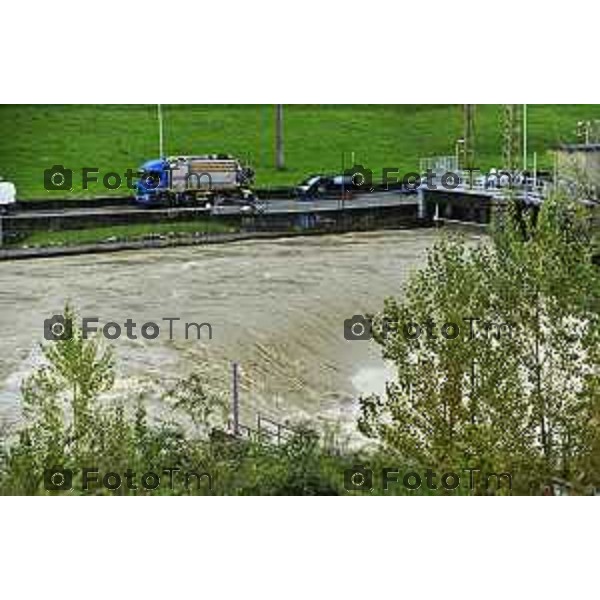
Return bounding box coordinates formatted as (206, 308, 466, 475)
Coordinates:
(0, 223, 434, 261)
(0, 195, 428, 261)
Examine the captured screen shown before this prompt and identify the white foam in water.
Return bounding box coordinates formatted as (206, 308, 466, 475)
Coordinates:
(351, 362, 396, 398)
(0, 230, 470, 436)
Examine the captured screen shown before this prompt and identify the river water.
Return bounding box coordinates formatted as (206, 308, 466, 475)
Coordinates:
(0, 229, 478, 439)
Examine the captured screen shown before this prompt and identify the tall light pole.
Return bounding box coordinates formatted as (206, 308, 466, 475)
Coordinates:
(462, 104, 476, 171)
(275, 104, 284, 170)
(158, 103, 165, 158)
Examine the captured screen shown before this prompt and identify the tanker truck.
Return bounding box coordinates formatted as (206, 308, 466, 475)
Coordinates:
(135, 154, 255, 208)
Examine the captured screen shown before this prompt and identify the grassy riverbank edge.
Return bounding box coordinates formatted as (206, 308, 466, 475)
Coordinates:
(0, 224, 435, 261)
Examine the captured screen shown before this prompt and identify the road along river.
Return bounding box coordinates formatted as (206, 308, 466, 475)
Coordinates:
(0, 229, 483, 440)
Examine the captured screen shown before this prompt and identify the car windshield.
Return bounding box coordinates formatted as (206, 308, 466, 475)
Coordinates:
(138, 170, 160, 178)
(301, 176, 321, 187)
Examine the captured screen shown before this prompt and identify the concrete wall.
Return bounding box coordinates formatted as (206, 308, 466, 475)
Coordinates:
(422, 189, 497, 224)
(3, 203, 425, 240)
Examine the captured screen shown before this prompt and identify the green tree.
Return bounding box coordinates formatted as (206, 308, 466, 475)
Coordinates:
(492, 195, 600, 486)
(360, 193, 600, 493)
(0, 304, 114, 492)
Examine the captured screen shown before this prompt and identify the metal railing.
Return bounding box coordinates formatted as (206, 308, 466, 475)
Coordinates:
(228, 413, 309, 446)
(419, 156, 459, 175)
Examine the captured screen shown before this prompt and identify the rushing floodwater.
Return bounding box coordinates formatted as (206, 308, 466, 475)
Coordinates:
(0, 229, 480, 439)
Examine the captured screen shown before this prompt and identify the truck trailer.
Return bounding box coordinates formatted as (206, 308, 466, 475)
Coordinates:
(135, 154, 255, 208)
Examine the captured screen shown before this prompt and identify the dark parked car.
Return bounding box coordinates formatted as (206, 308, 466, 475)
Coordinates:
(296, 174, 353, 200)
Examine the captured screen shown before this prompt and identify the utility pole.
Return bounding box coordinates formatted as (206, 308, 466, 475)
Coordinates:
(275, 104, 284, 170)
(341, 151, 345, 213)
(460, 104, 476, 187)
(462, 104, 476, 171)
(158, 104, 164, 158)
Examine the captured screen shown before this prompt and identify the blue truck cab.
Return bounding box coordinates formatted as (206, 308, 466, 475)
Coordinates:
(135, 158, 170, 206)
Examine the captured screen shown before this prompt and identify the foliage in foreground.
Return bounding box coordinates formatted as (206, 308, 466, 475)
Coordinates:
(0, 306, 438, 496)
(360, 193, 600, 494)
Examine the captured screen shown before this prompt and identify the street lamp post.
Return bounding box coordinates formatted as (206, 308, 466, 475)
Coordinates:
(158, 104, 164, 158)
(523, 104, 528, 172)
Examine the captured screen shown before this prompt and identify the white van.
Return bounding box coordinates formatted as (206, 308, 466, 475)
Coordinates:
(0, 178, 16, 214)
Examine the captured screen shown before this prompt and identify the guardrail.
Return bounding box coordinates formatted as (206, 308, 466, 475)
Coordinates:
(15, 183, 415, 211)
(228, 413, 311, 446)
(16, 196, 135, 211)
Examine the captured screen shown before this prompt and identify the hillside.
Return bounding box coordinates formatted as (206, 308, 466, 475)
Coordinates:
(2, 104, 600, 200)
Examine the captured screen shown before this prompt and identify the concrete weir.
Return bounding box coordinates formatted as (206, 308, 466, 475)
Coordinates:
(422, 187, 498, 226)
(0, 195, 429, 260)
(5, 187, 591, 261)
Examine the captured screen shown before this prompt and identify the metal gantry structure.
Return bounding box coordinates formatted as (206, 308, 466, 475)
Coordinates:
(502, 104, 524, 173)
(459, 104, 526, 174)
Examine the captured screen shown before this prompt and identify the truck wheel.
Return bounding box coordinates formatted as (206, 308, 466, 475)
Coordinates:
(181, 193, 194, 206)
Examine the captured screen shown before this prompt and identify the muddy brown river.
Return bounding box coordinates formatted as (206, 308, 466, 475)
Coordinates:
(0, 229, 480, 440)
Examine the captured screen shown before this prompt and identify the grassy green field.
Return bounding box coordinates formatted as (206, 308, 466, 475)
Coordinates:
(2, 104, 600, 200)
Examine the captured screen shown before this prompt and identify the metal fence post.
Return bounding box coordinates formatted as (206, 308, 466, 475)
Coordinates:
(232, 362, 240, 436)
(417, 188, 425, 221)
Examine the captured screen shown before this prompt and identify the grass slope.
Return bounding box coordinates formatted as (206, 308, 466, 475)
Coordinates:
(9, 220, 234, 247)
(1, 104, 600, 200)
